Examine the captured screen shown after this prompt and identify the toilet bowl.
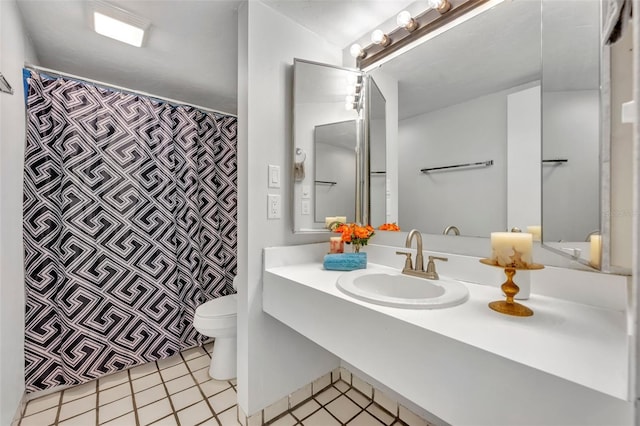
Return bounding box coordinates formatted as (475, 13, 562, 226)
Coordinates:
(193, 284, 237, 380)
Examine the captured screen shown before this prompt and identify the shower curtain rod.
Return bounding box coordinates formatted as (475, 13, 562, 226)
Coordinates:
(24, 64, 237, 118)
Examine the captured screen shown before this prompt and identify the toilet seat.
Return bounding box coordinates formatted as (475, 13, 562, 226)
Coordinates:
(196, 294, 237, 318)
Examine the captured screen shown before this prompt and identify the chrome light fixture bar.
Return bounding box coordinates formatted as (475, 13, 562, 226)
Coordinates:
(354, 0, 492, 70)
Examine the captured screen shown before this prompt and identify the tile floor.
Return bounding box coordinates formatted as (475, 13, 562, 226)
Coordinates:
(18, 343, 410, 426)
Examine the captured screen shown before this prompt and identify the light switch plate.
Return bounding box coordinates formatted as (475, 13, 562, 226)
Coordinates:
(267, 194, 281, 219)
(301, 200, 310, 215)
(268, 165, 281, 188)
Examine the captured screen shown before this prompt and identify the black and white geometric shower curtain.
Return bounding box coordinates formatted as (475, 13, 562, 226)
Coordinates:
(23, 71, 237, 393)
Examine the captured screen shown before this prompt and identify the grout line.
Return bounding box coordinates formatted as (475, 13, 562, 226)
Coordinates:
(180, 350, 222, 426)
(155, 355, 182, 426)
(95, 380, 99, 426)
(126, 369, 141, 426)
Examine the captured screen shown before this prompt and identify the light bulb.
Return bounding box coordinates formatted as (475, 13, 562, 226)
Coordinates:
(345, 102, 354, 111)
(427, 0, 451, 13)
(397, 10, 418, 32)
(371, 29, 390, 46)
(349, 43, 365, 59)
(427, 0, 442, 8)
(346, 85, 356, 96)
(345, 95, 355, 104)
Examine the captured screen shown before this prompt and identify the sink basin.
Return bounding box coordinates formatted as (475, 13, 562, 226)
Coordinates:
(336, 269, 469, 309)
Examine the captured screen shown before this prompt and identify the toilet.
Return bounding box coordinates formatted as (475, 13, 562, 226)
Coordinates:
(193, 279, 238, 380)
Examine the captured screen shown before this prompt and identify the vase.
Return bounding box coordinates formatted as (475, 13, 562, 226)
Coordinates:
(353, 244, 361, 253)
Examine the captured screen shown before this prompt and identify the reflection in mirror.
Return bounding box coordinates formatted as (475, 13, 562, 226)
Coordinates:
(368, 78, 387, 226)
(541, 0, 601, 268)
(292, 59, 363, 233)
(314, 121, 357, 223)
(370, 0, 541, 238)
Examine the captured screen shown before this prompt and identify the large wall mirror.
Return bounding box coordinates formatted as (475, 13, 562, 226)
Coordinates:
(372, 0, 542, 238)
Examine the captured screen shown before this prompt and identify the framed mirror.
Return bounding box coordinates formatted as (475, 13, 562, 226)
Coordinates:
(292, 59, 364, 232)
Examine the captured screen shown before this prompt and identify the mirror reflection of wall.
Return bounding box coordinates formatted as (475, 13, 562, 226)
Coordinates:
(314, 121, 357, 223)
(368, 78, 387, 226)
(374, 0, 541, 238)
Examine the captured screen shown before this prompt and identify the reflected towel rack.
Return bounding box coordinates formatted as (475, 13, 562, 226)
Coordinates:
(315, 180, 337, 186)
(371, 171, 386, 175)
(0, 73, 13, 95)
(542, 159, 568, 164)
(421, 160, 493, 173)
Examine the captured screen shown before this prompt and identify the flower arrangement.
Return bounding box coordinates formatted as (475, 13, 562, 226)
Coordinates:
(378, 222, 400, 231)
(333, 223, 375, 253)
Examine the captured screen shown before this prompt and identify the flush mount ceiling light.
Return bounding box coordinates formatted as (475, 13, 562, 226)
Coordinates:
(355, 0, 503, 70)
(91, 1, 150, 47)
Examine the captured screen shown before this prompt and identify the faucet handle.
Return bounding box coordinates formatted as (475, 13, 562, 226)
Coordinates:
(426, 256, 448, 279)
(396, 251, 413, 271)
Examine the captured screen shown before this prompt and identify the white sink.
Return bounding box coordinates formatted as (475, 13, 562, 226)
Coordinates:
(336, 269, 469, 309)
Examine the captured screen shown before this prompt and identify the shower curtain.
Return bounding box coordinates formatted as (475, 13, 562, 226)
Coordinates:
(22, 71, 237, 393)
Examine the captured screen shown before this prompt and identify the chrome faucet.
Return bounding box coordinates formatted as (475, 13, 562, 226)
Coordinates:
(395, 229, 448, 280)
(443, 225, 460, 236)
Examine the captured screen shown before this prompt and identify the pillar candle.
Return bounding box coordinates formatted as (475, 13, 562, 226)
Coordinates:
(490, 232, 533, 268)
(325, 216, 336, 229)
(329, 236, 344, 254)
(527, 225, 541, 242)
(590, 235, 601, 268)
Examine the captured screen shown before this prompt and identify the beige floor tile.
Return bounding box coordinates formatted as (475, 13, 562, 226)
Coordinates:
(204, 342, 214, 353)
(346, 388, 371, 408)
(129, 361, 159, 380)
(229, 378, 237, 386)
(132, 372, 162, 393)
(347, 411, 385, 426)
(58, 409, 96, 425)
(59, 394, 96, 421)
(182, 346, 208, 361)
(333, 380, 350, 393)
(198, 418, 220, 425)
(302, 408, 340, 426)
(134, 384, 168, 408)
(62, 380, 97, 403)
(24, 392, 61, 416)
(19, 406, 58, 426)
(217, 406, 242, 425)
(165, 373, 197, 395)
(314, 386, 340, 406)
(325, 395, 361, 423)
(136, 397, 172, 425)
(399, 406, 428, 426)
(101, 411, 137, 425)
(207, 387, 237, 413)
(170, 386, 204, 411)
(99, 371, 130, 391)
(367, 403, 395, 425)
(192, 367, 212, 384)
(199, 378, 231, 397)
(159, 362, 189, 381)
(291, 399, 320, 421)
(176, 400, 214, 425)
(99, 395, 134, 423)
(187, 355, 211, 371)
(149, 414, 179, 425)
(100, 382, 131, 406)
(268, 413, 297, 426)
(156, 354, 182, 370)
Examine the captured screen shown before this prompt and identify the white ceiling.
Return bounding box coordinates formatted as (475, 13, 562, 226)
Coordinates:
(15, 0, 599, 118)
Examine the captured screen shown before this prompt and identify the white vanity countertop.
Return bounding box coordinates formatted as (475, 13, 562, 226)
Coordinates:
(265, 261, 628, 401)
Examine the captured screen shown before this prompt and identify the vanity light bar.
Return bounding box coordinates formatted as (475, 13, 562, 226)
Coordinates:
(356, 0, 493, 70)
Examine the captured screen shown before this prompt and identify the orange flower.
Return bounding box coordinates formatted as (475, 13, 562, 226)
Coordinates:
(379, 223, 400, 231)
(332, 222, 375, 249)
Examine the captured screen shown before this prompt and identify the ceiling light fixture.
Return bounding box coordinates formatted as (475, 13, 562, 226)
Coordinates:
(355, 0, 501, 70)
(91, 1, 150, 47)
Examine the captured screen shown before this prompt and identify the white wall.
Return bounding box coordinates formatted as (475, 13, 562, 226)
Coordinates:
(398, 88, 512, 237)
(542, 90, 600, 242)
(0, 1, 37, 423)
(237, 1, 342, 415)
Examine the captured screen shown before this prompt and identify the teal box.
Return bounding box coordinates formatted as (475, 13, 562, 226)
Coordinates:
(323, 253, 367, 271)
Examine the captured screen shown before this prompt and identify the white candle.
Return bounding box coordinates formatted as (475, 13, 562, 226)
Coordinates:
(590, 235, 601, 268)
(490, 232, 533, 268)
(325, 216, 336, 229)
(335, 216, 347, 224)
(527, 225, 541, 242)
